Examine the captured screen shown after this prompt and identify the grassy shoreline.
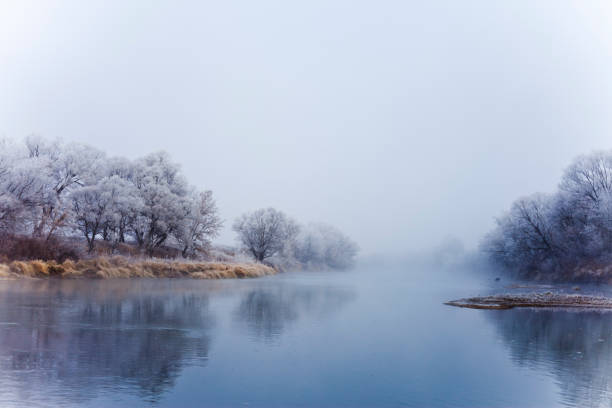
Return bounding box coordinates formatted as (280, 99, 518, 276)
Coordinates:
(0, 256, 277, 280)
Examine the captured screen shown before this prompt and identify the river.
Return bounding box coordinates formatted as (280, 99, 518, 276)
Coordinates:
(0, 264, 610, 407)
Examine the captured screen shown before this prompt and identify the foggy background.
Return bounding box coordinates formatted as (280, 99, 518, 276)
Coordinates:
(1, 0, 611, 256)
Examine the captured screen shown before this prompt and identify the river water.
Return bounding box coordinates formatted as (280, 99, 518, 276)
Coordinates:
(0, 264, 611, 407)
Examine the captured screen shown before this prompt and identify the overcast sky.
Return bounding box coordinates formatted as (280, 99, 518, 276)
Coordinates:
(1, 1, 612, 255)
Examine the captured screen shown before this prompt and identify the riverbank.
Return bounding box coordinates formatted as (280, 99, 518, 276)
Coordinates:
(445, 293, 612, 310)
(0, 257, 277, 279)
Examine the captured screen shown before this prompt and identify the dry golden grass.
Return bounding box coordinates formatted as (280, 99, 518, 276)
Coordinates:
(0, 263, 11, 278)
(0, 256, 276, 280)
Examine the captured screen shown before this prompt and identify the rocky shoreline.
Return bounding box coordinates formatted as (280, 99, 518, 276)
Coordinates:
(445, 293, 612, 310)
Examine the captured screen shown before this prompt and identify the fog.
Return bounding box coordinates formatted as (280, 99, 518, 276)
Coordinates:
(1, 1, 612, 255)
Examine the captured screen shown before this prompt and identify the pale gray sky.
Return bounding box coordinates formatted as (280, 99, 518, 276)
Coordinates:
(2, 1, 612, 255)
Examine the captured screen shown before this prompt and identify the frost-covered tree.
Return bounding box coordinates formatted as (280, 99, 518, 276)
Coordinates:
(559, 153, 612, 256)
(317, 224, 359, 269)
(0, 135, 228, 260)
(560, 152, 612, 204)
(106, 156, 136, 180)
(25, 136, 106, 240)
(175, 190, 222, 258)
(484, 149, 612, 279)
(484, 194, 561, 274)
(0, 139, 50, 234)
(70, 176, 142, 252)
(233, 208, 299, 262)
(291, 223, 358, 270)
(70, 183, 109, 252)
(131, 152, 190, 254)
(0, 136, 221, 260)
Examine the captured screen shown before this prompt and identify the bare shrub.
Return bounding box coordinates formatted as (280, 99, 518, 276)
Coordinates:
(0, 235, 80, 262)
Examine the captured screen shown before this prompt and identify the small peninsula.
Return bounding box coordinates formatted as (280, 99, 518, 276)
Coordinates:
(445, 293, 612, 310)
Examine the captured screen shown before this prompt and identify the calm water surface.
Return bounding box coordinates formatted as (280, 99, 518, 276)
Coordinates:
(0, 265, 611, 407)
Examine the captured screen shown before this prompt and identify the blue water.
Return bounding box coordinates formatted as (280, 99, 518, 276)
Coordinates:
(0, 265, 610, 407)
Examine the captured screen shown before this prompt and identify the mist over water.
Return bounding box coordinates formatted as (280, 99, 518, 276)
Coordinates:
(0, 264, 610, 408)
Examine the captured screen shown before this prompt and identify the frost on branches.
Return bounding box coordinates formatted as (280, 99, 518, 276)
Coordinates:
(0, 137, 221, 257)
(484, 151, 612, 280)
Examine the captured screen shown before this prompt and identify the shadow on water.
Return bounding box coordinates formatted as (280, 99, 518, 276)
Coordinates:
(0, 280, 214, 405)
(486, 308, 612, 407)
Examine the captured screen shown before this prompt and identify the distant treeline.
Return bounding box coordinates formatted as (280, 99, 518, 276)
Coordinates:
(233, 208, 358, 270)
(484, 151, 612, 281)
(0, 136, 358, 270)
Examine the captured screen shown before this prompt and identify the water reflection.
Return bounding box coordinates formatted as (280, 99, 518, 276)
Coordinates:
(0, 280, 213, 405)
(487, 309, 612, 407)
(0, 278, 357, 407)
(234, 285, 355, 341)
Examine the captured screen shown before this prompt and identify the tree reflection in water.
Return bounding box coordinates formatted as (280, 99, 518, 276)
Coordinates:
(0, 280, 213, 405)
(487, 308, 612, 407)
(234, 284, 355, 341)
(0, 278, 357, 406)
